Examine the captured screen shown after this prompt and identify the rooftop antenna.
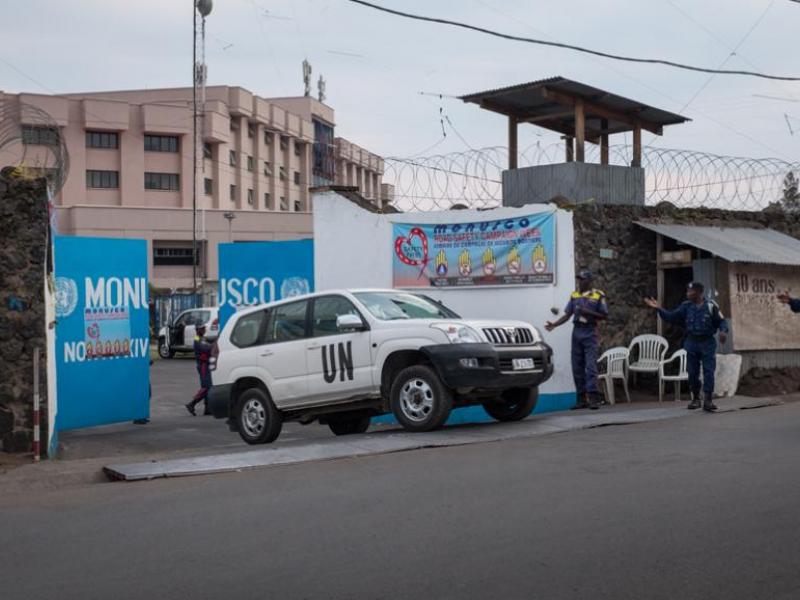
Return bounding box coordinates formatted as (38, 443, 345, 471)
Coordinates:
(303, 59, 312, 97)
(318, 75, 326, 103)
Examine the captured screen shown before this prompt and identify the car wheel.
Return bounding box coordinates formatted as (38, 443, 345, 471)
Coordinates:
(237, 387, 282, 445)
(390, 365, 453, 432)
(157, 337, 174, 359)
(328, 415, 371, 436)
(482, 387, 539, 422)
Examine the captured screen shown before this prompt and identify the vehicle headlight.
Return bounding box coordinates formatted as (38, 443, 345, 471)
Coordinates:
(431, 323, 483, 344)
(530, 326, 543, 343)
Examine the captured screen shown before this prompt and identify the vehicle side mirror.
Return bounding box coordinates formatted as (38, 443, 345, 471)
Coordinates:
(337, 314, 366, 332)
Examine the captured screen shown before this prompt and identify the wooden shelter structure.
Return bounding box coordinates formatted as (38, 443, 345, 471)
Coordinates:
(461, 77, 689, 170)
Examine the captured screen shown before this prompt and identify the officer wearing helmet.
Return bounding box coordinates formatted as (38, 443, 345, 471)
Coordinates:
(645, 282, 728, 411)
(546, 269, 608, 410)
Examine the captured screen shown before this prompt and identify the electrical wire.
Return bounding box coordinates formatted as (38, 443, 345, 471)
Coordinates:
(346, 0, 800, 81)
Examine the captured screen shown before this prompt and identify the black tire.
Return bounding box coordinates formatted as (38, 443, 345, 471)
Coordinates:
(328, 415, 372, 436)
(390, 365, 453, 432)
(157, 337, 174, 359)
(483, 387, 539, 422)
(236, 387, 282, 445)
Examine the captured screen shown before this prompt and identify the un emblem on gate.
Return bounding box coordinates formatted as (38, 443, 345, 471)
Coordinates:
(280, 277, 311, 299)
(54, 277, 78, 317)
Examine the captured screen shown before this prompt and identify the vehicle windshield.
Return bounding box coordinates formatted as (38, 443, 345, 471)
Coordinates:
(354, 291, 460, 320)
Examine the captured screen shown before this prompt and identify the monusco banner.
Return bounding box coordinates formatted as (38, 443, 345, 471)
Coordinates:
(392, 212, 556, 288)
(54, 237, 150, 430)
(218, 240, 314, 330)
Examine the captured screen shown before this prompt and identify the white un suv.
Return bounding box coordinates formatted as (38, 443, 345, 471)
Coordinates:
(209, 289, 554, 444)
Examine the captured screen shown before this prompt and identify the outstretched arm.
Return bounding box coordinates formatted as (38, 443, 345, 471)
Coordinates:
(545, 300, 573, 332)
(778, 292, 800, 313)
(645, 298, 686, 324)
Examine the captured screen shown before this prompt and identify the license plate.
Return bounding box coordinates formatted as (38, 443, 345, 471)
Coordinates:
(512, 358, 535, 370)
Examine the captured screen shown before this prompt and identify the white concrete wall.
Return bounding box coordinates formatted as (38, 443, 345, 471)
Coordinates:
(313, 191, 577, 398)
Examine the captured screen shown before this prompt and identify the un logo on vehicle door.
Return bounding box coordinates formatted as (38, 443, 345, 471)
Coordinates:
(54, 277, 78, 317)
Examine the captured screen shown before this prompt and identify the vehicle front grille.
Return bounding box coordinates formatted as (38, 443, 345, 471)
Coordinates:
(498, 356, 545, 371)
(483, 327, 534, 346)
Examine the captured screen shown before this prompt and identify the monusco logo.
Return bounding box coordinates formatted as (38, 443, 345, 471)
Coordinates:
(84, 277, 148, 309)
(219, 277, 310, 308)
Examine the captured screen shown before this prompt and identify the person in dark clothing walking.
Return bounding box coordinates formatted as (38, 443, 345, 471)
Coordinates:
(546, 270, 608, 410)
(645, 282, 728, 412)
(186, 325, 213, 416)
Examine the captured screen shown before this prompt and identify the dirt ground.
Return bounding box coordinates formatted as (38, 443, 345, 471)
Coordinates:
(738, 367, 800, 397)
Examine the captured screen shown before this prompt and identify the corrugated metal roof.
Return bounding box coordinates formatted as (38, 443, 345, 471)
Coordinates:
(636, 222, 800, 265)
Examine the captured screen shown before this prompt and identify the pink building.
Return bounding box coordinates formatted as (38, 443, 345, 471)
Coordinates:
(0, 86, 391, 298)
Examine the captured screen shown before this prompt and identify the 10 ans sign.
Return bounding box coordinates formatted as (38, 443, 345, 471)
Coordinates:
(729, 263, 800, 351)
(54, 237, 150, 430)
(218, 240, 314, 330)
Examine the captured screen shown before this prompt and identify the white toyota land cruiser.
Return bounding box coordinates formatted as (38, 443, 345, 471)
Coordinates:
(209, 289, 554, 444)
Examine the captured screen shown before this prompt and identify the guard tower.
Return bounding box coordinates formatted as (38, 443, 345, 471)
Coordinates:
(460, 77, 689, 206)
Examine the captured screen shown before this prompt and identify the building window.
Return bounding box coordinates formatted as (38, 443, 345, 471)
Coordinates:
(294, 141, 302, 157)
(230, 184, 237, 201)
(248, 122, 255, 138)
(204, 178, 213, 195)
(144, 172, 180, 191)
(86, 131, 118, 149)
(229, 150, 237, 167)
(264, 192, 272, 209)
(247, 188, 254, 205)
(230, 117, 239, 131)
(264, 130, 273, 145)
(153, 245, 199, 266)
(263, 161, 272, 176)
(144, 135, 179, 153)
(279, 166, 287, 181)
(280, 196, 288, 211)
(86, 170, 119, 189)
(22, 125, 60, 146)
(280, 135, 289, 151)
(247, 156, 254, 172)
(293, 171, 301, 185)
(294, 200, 302, 212)
(203, 142, 213, 159)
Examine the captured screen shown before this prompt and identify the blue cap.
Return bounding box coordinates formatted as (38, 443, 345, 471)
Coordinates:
(576, 269, 593, 280)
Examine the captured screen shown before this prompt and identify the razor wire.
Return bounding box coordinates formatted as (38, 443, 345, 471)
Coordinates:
(384, 143, 800, 212)
(0, 98, 70, 194)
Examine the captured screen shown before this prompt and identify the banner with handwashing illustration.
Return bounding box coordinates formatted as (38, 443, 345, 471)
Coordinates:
(392, 212, 556, 288)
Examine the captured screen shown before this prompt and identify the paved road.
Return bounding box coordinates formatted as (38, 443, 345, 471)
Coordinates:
(3, 401, 800, 599)
(58, 357, 333, 461)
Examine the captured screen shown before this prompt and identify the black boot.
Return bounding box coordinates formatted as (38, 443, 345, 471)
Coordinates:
(571, 394, 589, 410)
(703, 393, 718, 412)
(185, 402, 197, 416)
(588, 392, 601, 410)
(688, 392, 701, 410)
(203, 402, 211, 416)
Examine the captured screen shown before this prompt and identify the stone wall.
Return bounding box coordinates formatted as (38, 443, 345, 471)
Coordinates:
(0, 176, 48, 453)
(570, 202, 800, 353)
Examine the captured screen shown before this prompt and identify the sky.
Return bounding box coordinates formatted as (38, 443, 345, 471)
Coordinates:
(2, 0, 799, 163)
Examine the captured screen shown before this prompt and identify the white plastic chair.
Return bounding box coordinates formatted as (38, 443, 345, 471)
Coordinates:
(627, 334, 668, 386)
(658, 349, 688, 402)
(597, 347, 630, 405)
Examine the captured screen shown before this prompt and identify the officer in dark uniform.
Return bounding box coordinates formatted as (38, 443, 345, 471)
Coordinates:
(776, 292, 800, 312)
(645, 282, 728, 411)
(546, 270, 608, 410)
(186, 325, 213, 416)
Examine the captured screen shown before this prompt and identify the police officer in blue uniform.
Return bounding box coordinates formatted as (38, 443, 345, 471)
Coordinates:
(546, 270, 608, 410)
(645, 282, 728, 412)
(776, 292, 800, 312)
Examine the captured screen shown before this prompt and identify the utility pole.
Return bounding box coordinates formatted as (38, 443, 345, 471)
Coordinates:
(193, 0, 213, 302)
